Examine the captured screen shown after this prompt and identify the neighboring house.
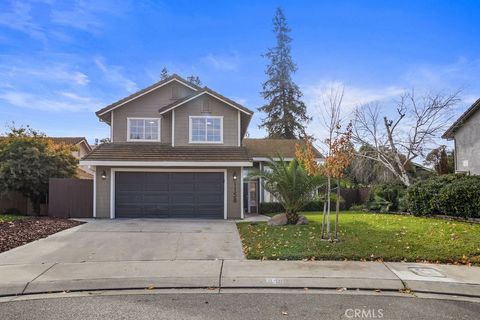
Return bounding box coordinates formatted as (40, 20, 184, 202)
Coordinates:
(49, 137, 94, 179)
(442, 98, 480, 175)
(80, 74, 322, 219)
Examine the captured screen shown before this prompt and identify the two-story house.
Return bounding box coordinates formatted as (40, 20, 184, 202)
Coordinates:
(442, 98, 480, 174)
(80, 74, 322, 219)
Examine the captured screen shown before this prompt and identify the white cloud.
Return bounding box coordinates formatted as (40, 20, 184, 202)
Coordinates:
(94, 57, 138, 92)
(0, 62, 89, 86)
(0, 90, 102, 112)
(0, 1, 46, 42)
(304, 80, 405, 114)
(201, 52, 240, 71)
(50, 0, 128, 33)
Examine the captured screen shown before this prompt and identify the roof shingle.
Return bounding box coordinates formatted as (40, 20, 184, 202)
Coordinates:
(81, 143, 252, 162)
(243, 138, 323, 158)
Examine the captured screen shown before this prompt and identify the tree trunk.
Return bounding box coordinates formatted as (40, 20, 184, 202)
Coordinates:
(286, 212, 299, 225)
(326, 175, 331, 240)
(384, 116, 411, 187)
(321, 187, 327, 239)
(334, 178, 340, 240)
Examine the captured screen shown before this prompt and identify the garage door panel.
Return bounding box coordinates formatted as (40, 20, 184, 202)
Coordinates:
(144, 183, 169, 192)
(142, 194, 169, 203)
(116, 194, 143, 203)
(115, 172, 224, 219)
(197, 194, 223, 203)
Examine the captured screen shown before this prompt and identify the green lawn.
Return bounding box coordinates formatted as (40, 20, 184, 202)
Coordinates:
(237, 211, 480, 265)
(0, 214, 27, 223)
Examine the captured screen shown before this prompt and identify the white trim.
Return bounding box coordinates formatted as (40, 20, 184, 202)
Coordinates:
(110, 111, 114, 142)
(224, 170, 228, 219)
(237, 110, 241, 147)
(259, 162, 264, 203)
(159, 91, 253, 116)
(188, 116, 224, 144)
(110, 168, 115, 219)
(110, 168, 228, 220)
(126, 117, 161, 142)
(97, 78, 198, 116)
(80, 160, 253, 167)
(93, 167, 97, 218)
(240, 167, 244, 219)
(171, 109, 175, 147)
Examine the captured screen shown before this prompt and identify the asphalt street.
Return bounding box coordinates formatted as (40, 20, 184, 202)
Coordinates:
(1, 292, 479, 320)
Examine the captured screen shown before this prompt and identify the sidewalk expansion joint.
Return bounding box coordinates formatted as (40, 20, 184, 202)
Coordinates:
(218, 259, 224, 289)
(22, 262, 58, 294)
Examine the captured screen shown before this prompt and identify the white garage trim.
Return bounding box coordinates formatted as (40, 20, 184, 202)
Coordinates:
(110, 168, 228, 220)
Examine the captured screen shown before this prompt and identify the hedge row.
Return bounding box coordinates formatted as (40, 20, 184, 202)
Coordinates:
(405, 174, 480, 218)
(259, 201, 325, 215)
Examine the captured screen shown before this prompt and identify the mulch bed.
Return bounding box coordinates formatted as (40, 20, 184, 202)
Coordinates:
(0, 217, 84, 253)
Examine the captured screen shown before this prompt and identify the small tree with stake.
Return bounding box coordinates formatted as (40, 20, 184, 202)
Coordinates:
(323, 123, 353, 240)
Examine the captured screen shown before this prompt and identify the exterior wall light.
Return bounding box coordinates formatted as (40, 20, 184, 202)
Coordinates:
(101, 170, 107, 180)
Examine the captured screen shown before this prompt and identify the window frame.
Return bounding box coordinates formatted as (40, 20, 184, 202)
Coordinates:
(188, 116, 224, 144)
(126, 117, 161, 142)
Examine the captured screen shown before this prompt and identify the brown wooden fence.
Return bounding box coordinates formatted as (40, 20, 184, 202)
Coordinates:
(48, 178, 93, 218)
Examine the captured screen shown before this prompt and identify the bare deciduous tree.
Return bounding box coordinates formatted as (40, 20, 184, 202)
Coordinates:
(352, 90, 460, 187)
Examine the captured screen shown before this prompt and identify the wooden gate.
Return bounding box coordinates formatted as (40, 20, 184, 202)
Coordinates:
(48, 178, 93, 218)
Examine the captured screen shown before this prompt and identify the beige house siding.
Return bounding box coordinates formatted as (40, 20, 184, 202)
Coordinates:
(454, 109, 480, 174)
(93, 166, 243, 219)
(95, 166, 111, 218)
(174, 96, 239, 147)
(111, 82, 195, 143)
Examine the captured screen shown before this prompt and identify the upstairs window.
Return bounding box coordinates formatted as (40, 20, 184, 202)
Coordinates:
(189, 116, 223, 143)
(127, 118, 160, 141)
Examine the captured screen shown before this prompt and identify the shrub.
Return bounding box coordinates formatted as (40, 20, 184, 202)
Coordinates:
(259, 195, 345, 215)
(259, 202, 284, 215)
(368, 183, 406, 212)
(404, 174, 460, 215)
(405, 174, 479, 218)
(350, 204, 367, 211)
(437, 176, 480, 218)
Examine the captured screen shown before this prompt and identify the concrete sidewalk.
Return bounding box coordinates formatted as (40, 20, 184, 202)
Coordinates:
(0, 260, 479, 298)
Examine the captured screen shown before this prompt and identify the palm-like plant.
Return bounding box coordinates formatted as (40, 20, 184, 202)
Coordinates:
(253, 156, 325, 224)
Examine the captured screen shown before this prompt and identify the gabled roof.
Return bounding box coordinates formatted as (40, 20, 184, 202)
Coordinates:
(158, 87, 254, 115)
(243, 138, 324, 159)
(442, 98, 480, 139)
(95, 74, 202, 117)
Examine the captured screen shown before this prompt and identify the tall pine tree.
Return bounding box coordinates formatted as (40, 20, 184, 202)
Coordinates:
(259, 8, 310, 139)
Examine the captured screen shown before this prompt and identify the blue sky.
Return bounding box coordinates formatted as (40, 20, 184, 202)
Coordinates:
(0, 0, 479, 143)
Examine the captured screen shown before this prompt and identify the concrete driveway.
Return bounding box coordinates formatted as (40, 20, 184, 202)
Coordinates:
(0, 219, 244, 265)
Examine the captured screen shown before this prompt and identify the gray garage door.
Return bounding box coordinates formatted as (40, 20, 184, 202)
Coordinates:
(115, 172, 224, 218)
